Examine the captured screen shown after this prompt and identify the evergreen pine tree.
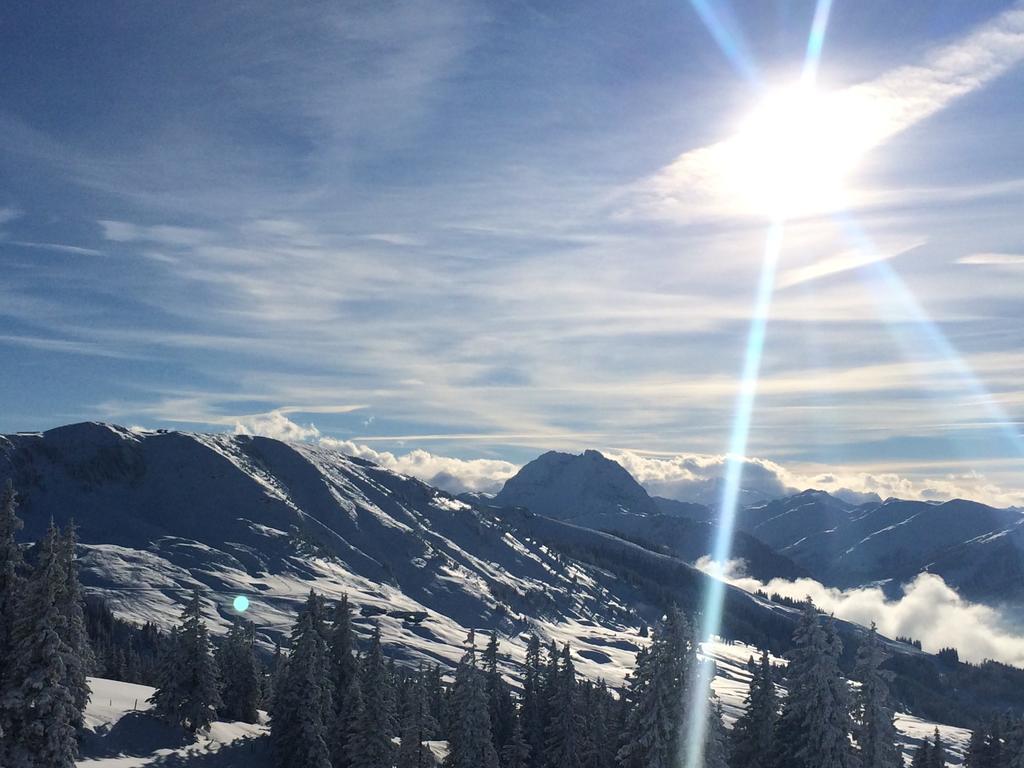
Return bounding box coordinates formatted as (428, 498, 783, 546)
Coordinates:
(853, 624, 901, 768)
(0, 480, 25, 756)
(617, 608, 694, 768)
(424, 664, 449, 740)
(966, 727, 988, 768)
(910, 740, 931, 768)
(772, 604, 856, 768)
(397, 665, 439, 768)
(333, 672, 364, 768)
(931, 728, 947, 768)
(349, 626, 397, 768)
(986, 721, 1005, 768)
(1008, 720, 1024, 768)
(484, 629, 516, 756)
(329, 595, 358, 703)
(544, 643, 582, 768)
(150, 626, 184, 725)
(3, 522, 80, 768)
(150, 589, 221, 733)
(328, 596, 360, 768)
(445, 630, 499, 768)
(730, 650, 778, 768)
(579, 680, 615, 768)
(55, 521, 94, 730)
(217, 618, 260, 723)
(521, 634, 546, 768)
(502, 711, 532, 768)
(272, 591, 333, 768)
(704, 697, 730, 768)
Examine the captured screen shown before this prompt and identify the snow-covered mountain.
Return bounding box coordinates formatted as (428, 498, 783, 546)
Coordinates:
(732, 490, 1024, 602)
(496, 450, 807, 582)
(4, 423, 1023, 730)
(0, 423, 783, 684)
(495, 450, 661, 521)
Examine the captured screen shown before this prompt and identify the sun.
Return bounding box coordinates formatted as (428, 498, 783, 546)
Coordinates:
(728, 84, 877, 220)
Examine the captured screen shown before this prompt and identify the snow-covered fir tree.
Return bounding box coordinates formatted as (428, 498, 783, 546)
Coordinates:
(149, 626, 184, 725)
(0, 480, 24, 756)
(55, 522, 94, 730)
(729, 649, 778, 768)
(484, 629, 515, 756)
(445, 630, 499, 768)
(3, 522, 80, 768)
(348, 625, 397, 768)
(149, 589, 221, 733)
(986, 719, 1005, 768)
(704, 697, 730, 768)
(521, 634, 546, 768)
(272, 591, 333, 768)
(966, 727, 987, 768)
(931, 727, 947, 768)
(335, 671, 365, 768)
(397, 665, 439, 768)
(579, 679, 616, 768)
(617, 607, 694, 768)
(912, 740, 930, 768)
(853, 624, 901, 768)
(502, 710, 532, 768)
(544, 643, 582, 768)
(911, 739, 932, 768)
(216, 618, 261, 723)
(772, 603, 856, 768)
(328, 595, 360, 768)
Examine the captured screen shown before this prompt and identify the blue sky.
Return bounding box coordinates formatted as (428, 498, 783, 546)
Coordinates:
(2, 1, 1023, 505)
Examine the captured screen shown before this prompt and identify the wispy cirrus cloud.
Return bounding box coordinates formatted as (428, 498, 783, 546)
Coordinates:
(958, 252, 1024, 266)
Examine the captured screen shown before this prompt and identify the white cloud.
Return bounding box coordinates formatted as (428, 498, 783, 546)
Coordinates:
(604, 450, 1024, 509)
(958, 252, 1024, 266)
(8, 241, 104, 256)
(606, 451, 795, 505)
(232, 410, 322, 442)
(319, 437, 519, 495)
(697, 557, 1024, 668)
(99, 219, 211, 247)
(220, 409, 519, 494)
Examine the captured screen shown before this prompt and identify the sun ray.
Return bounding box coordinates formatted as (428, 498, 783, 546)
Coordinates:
(681, 2, 835, 764)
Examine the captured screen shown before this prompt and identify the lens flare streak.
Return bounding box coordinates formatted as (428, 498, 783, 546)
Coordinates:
(682, 219, 784, 768)
(680, 2, 832, 765)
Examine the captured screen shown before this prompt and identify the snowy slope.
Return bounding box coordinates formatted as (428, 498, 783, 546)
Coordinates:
(0, 423, 675, 685)
(2, 423, 1016, 735)
(78, 677, 269, 767)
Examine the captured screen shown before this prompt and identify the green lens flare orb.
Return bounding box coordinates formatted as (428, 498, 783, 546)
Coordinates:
(233, 595, 250, 613)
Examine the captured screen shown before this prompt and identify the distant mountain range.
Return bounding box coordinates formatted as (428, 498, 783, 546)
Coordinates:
(494, 449, 807, 582)
(680, 488, 1024, 605)
(495, 449, 1024, 607)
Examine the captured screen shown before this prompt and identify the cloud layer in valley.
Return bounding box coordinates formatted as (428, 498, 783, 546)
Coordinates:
(697, 557, 1024, 668)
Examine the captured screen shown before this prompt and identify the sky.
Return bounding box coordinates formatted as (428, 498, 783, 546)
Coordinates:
(2, 1, 1023, 507)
